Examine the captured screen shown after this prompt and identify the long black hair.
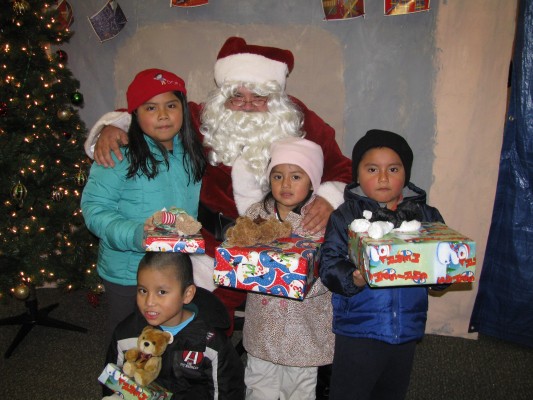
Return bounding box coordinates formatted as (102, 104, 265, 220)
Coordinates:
(125, 91, 206, 183)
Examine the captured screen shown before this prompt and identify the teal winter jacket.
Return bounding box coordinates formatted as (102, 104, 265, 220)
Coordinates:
(81, 135, 201, 286)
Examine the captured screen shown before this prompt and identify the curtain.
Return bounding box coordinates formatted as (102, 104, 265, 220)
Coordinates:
(469, 0, 533, 347)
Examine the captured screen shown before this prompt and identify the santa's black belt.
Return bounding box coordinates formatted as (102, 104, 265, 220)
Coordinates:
(197, 201, 236, 242)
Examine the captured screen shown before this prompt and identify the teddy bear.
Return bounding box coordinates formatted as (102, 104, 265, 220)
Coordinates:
(151, 206, 202, 236)
(122, 325, 173, 387)
(224, 216, 292, 247)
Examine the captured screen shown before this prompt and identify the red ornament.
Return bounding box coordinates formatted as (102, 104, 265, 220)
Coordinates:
(56, 49, 68, 63)
(0, 102, 8, 117)
(87, 291, 100, 307)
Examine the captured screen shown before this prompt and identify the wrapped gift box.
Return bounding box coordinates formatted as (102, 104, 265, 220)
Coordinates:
(213, 236, 322, 300)
(349, 222, 476, 287)
(98, 363, 172, 400)
(144, 230, 205, 254)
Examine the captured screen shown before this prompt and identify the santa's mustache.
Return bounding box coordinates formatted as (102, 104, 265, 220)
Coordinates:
(219, 110, 278, 144)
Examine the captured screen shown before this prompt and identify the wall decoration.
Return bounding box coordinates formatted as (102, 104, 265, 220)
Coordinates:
(88, 0, 127, 42)
(385, 0, 430, 16)
(171, 0, 208, 7)
(51, 0, 73, 30)
(322, 0, 365, 21)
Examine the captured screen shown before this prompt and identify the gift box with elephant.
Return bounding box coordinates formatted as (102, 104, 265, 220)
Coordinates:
(349, 222, 476, 287)
(213, 235, 322, 301)
(98, 363, 172, 400)
(144, 207, 205, 254)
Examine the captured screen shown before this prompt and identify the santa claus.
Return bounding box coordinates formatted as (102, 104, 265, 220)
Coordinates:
(85, 36, 352, 329)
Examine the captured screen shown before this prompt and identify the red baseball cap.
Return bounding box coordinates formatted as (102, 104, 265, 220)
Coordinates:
(126, 68, 187, 113)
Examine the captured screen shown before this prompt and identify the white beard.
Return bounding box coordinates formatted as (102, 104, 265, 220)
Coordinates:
(203, 109, 297, 181)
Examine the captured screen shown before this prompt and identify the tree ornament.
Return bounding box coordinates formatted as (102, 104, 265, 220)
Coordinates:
(63, 131, 72, 140)
(71, 91, 84, 106)
(13, 283, 30, 300)
(12, 0, 30, 15)
(51, 188, 64, 202)
(56, 49, 68, 63)
(87, 290, 100, 307)
(57, 108, 72, 121)
(74, 169, 87, 186)
(0, 102, 8, 117)
(11, 181, 27, 206)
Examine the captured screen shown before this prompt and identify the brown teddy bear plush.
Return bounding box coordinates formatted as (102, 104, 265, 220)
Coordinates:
(225, 216, 292, 247)
(151, 207, 202, 236)
(122, 326, 172, 387)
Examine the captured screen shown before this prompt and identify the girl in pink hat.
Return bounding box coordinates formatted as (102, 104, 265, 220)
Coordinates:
(239, 137, 334, 400)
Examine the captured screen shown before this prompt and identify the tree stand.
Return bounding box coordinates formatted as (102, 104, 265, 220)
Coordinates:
(0, 285, 87, 358)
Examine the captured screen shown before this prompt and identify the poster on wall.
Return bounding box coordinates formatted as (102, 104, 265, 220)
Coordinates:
(88, 0, 127, 42)
(170, 0, 208, 7)
(322, 0, 365, 21)
(385, 0, 430, 16)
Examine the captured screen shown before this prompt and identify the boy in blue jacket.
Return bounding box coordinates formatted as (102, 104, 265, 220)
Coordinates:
(319, 129, 446, 400)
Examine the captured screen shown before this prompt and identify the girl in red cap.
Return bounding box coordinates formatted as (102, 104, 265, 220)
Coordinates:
(81, 68, 206, 340)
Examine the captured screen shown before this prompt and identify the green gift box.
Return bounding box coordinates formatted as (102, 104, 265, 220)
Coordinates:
(348, 222, 476, 287)
(98, 363, 172, 400)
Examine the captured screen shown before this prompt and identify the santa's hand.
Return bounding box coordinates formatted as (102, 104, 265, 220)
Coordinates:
(352, 269, 366, 287)
(302, 196, 333, 234)
(94, 125, 128, 168)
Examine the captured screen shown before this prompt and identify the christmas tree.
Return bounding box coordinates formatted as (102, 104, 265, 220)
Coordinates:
(0, 1, 100, 302)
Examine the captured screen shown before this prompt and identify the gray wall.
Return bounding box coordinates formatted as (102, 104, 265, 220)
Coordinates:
(65, 0, 438, 190)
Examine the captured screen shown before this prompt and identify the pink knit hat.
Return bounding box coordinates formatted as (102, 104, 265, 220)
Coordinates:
(266, 138, 324, 191)
(214, 37, 294, 88)
(126, 68, 187, 113)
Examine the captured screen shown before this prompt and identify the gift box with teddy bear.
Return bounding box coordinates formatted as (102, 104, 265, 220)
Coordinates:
(349, 221, 476, 287)
(213, 216, 322, 300)
(144, 207, 205, 254)
(98, 326, 173, 400)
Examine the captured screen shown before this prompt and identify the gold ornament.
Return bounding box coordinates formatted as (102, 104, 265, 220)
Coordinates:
(57, 108, 72, 121)
(51, 188, 64, 201)
(13, 283, 30, 300)
(12, 0, 30, 15)
(74, 169, 87, 186)
(11, 181, 27, 207)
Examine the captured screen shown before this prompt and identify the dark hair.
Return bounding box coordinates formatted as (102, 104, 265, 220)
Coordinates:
(138, 252, 194, 292)
(126, 91, 206, 182)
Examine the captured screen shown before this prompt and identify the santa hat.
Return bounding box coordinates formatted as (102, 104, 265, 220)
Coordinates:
(214, 37, 294, 88)
(126, 68, 187, 113)
(266, 138, 324, 192)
